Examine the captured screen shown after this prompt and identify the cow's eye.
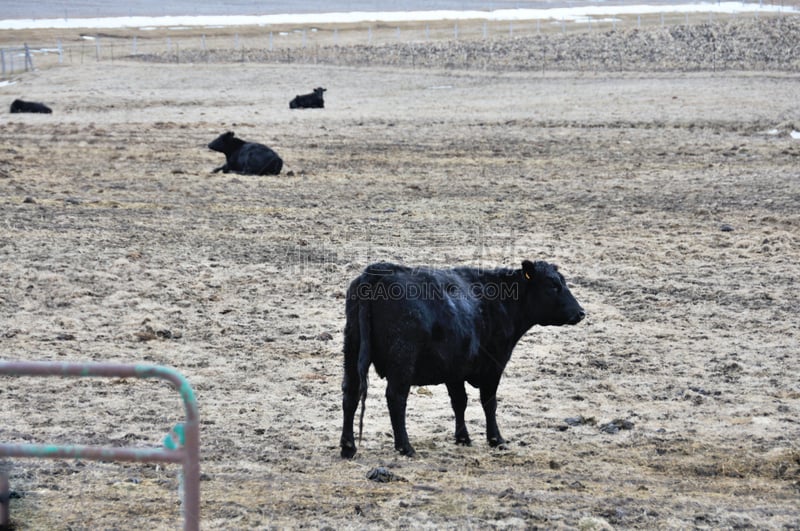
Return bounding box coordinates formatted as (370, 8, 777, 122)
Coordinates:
(550, 280, 562, 293)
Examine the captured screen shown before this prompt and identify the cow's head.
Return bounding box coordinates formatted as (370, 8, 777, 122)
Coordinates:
(520, 260, 585, 326)
(208, 131, 236, 153)
(314, 87, 327, 95)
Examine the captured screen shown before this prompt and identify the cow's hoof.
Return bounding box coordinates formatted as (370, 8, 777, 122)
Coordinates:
(455, 436, 472, 446)
(488, 437, 508, 450)
(397, 445, 416, 457)
(341, 441, 357, 459)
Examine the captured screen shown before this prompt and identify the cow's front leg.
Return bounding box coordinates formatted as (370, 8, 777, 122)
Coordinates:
(446, 381, 471, 446)
(385, 381, 415, 457)
(480, 376, 507, 449)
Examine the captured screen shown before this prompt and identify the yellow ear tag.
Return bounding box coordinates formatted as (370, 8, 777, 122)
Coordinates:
(524, 272, 531, 280)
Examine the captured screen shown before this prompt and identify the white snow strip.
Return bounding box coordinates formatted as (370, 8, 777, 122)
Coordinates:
(0, 3, 795, 30)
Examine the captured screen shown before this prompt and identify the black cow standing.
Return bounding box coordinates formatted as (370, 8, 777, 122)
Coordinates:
(10, 99, 52, 114)
(340, 260, 585, 458)
(289, 87, 326, 109)
(207, 131, 283, 176)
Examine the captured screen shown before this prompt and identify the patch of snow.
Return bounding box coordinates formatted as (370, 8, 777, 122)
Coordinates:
(0, 3, 795, 31)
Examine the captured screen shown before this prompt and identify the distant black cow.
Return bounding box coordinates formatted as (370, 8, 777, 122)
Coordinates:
(10, 99, 52, 114)
(289, 87, 326, 109)
(207, 131, 283, 176)
(340, 260, 585, 458)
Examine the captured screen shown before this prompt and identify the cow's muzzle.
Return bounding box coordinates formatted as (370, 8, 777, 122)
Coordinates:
(568, 309, 586, 325)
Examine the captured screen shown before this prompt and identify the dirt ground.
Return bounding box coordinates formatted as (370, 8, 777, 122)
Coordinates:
(1, 22, 800, 530)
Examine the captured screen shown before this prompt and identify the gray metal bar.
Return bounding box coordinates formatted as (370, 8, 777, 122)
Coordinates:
(0, 444, 185, 463)
(0, 473, 8, 528)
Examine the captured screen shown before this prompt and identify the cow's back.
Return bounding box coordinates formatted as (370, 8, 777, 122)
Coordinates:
(349, 263, 482, 384)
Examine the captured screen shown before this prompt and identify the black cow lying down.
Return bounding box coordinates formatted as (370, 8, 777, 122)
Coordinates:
(341, 260, 585, 458)
(10, 99, 52, 114)
(208, 131, 283, 176)
(289, 87, 326, 109)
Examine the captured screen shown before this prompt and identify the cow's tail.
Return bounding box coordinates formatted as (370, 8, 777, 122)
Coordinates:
(356, 299, 371, 443)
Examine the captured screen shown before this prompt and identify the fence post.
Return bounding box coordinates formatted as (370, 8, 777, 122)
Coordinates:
(24, 43, 34, 71)
(1, 49, 5, 77)
(58, 39, 63, 63)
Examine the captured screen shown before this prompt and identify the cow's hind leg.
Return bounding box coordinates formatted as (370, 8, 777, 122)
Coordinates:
(340, 381, 359, 458)
(386, 380, 415, 457)
(446, 381, 471, 446)
(340, 327, 360, 458)
(340, 369, 360, 458)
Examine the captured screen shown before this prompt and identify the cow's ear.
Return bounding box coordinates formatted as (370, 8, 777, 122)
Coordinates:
(225, 131, 235, 138)
(521, 260, 536, 280)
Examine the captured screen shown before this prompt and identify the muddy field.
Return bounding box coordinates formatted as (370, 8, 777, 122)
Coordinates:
(2, 18, 800, 530)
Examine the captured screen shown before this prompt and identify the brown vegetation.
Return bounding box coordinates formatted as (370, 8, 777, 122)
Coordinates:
(1, 14, 799, 529)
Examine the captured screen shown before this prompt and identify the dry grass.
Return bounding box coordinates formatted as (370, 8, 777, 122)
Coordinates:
(5, 11, 800, 73)
(1, 15, 800, 530)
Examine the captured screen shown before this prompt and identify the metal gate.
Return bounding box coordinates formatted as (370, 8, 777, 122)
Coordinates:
(0, 361, 200, 531)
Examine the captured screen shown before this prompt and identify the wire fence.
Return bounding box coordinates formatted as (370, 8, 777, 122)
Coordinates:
(0, 45, 35, 77)
(2, 9, 799, 75)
